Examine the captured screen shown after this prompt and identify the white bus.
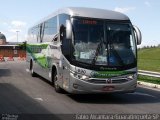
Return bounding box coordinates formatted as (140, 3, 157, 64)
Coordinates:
(27, 7, 142, 94)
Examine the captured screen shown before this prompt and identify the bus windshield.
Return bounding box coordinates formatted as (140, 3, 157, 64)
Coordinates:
(72, 18, 136, 67)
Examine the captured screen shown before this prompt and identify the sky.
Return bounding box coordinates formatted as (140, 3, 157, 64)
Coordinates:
(0, 0, 160, 47)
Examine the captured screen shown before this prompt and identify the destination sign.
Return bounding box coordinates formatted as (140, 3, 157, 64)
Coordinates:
(81, 20, 97, 25)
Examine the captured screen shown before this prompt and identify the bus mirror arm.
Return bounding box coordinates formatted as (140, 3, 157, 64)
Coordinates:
(52, 33, 58, 42)
(66, 20, 72, 40)
(133, 25, 142, 45)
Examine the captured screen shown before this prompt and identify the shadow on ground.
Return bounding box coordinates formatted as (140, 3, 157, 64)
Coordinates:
(0, 69, 12, 77)
(67, 87, 160, 104)
(0, 83, 62, 120)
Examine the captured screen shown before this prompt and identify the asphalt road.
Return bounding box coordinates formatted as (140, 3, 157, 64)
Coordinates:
(0, 61, 160, 120)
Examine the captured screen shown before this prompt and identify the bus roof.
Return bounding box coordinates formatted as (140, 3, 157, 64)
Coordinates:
(32, 7, 130, 27)
(59, 7, 130, 20)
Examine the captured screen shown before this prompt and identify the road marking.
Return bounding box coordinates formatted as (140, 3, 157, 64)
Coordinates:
(134, 92, 157, 98)
(34, 98, 44, 101)
(26, 69, 30, 72)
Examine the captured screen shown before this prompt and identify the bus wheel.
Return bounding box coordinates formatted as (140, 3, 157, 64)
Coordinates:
(30, 60, 36, 77)
(53, 71, 62, 93)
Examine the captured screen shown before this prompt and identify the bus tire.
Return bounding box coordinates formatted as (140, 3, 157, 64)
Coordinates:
(53, 71, 62, 93)
(30, 60, 37, 77)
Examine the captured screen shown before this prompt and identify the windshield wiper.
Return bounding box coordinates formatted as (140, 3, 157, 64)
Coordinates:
(91, 39, 103, 65)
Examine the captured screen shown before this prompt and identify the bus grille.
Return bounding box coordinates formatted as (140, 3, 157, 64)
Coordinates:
(88, 79, 106, 84)
(87, 78, 128, 84)
(112, 79, 128, 84)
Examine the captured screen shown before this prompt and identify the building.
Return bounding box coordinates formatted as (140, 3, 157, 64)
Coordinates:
(0, 32, 7, 45)
(0, 32, 26, 57)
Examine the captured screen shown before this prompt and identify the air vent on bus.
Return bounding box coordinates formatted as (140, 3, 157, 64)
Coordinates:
(87, 78, 128, 84)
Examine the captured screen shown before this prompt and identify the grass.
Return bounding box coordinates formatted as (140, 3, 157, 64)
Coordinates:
(138, 75, 160, 85)
(138, 47, 160, 72)
(138, 47, 160, 84)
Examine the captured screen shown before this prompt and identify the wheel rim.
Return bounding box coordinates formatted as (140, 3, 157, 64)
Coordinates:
(54, 74, 59, 89)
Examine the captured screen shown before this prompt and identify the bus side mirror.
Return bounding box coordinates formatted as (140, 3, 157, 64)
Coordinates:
(133, 25, 142, 45)
(66, 20, 72, 40)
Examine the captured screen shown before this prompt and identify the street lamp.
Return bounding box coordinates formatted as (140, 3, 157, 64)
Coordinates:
(16, 31, 19, 43)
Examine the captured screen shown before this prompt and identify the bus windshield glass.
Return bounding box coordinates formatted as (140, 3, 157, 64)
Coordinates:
(72, 18, 136, 67)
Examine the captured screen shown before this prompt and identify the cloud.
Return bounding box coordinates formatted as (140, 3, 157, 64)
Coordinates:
(0, 20, 27, 42)
(11, 21, 27, 28)
(8, 20, 26, 34)
(7, 35, 17, 42)
(2, 22, 8, 26)
(145, 1, 151, 7)
(114, 7, 136, 13)
(7, 32, 26, 42)
(9, 29, 21, 33)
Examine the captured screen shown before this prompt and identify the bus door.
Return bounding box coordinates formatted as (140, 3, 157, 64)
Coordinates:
(60, 24, 71, 90)
(61, 57, 70, 90)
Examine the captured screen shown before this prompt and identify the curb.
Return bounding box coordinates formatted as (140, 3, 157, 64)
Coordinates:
(138, 81, 160, 89)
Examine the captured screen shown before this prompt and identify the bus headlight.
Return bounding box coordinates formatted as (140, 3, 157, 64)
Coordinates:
(81, 75, 90, 80)
(71, 72, 90, 81)
(77, 74, 90, 81)
(127, 74, 137, 80)
(127, 75, 134, 79)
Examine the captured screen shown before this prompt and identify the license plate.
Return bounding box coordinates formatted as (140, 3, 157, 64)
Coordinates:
(102, 86, 115, 91)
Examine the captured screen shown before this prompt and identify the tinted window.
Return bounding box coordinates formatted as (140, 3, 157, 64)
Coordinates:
(72, 18, 136, 69)
(59, 14, 70, 27)
(28, 25, 40, 43)
(43, 16, 57, 42)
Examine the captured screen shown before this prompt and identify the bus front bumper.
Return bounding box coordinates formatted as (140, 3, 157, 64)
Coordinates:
(67, 74, 137, 94)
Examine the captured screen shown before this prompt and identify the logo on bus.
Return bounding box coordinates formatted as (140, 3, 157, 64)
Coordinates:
(106, 79, 112, 84)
